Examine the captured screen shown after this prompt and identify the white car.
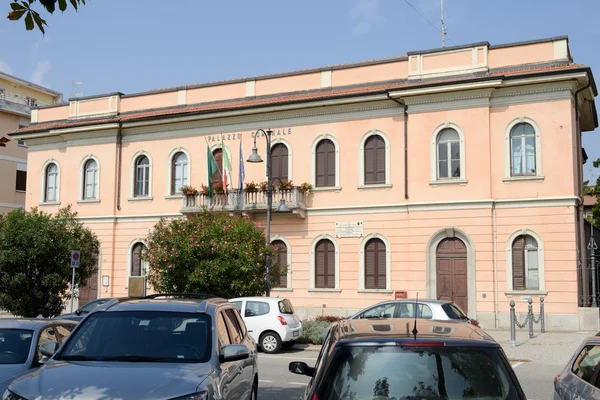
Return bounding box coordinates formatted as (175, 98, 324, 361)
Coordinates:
(230, 296, 302, 354)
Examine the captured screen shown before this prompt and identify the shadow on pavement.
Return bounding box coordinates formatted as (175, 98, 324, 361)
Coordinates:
(259, 386, 305, 400)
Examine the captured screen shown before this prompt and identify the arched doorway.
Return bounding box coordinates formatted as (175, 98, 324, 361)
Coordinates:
(78, 260, 99, 308)
(436, 238, 468, 313)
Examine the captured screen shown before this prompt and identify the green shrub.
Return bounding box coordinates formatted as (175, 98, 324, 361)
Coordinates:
(297, 320, 333, 345)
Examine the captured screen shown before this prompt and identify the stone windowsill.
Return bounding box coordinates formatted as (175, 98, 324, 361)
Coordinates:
(311, 186, 342, 193)
(429, 179, 468, 186)
(128, 196, 154, 202)
(271, 288, 293, 292)
(503, 176, 545, 183)
(39, 201, 60, 206)
(357, 289, 394, 294)
(357, 183, 392, 190)
(77, 199, 100, 204)
(505, 290, 548, 297)
(308, 288, 341, 293)
(165, 194, 184, 200)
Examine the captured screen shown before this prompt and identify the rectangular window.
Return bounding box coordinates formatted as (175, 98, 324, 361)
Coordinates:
(572, 345, 600, 383)
(15, 170, 26, 191)
(438, 142, 448, 179)
(17, 140, 26, 147)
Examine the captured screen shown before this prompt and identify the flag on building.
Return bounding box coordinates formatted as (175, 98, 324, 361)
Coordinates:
(239, 137, 245, 209)
(206, 143, 218, 200)
(221, 138, 232, 194)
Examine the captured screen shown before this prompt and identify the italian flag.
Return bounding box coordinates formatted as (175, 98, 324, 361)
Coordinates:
(221, 138, 232, 193)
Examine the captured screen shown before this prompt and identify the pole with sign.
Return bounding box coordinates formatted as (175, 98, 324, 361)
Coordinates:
(70, 251, 80, 313)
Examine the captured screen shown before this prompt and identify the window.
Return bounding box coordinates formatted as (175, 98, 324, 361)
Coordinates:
(25, 97, 37, 107)
(510, 123, 536, 176)
(245, 301, 269, 317)
(437, 128, 461, 179)
(364, 238, 386, 290)
(15, 170, 26, 191)
(217, 312, 231, 347)
(442, 303, 468, 320)
(316, 139, 335, 187)
(231, 301, 242, 312)
(223, 309, 243, 344)
(37, 326, 57, 362)
(272, 240, 288, 289)
(512, 235, 539, 291)
(397, 303, 433, 319)
(171, 151, 188, 195)
(130, 243, 145, 277)
(83, 159, 98, 199)
(0, 88, 4, 100)
(357, 303, 396, 319)
(17, 140, 26, 147)
(271, 143, 289, 183)
(278, 299, 294, 314)
(134, 156, 150, 197)
(572, 345, 600, 383)
(363, 134, 386, 185)
(0, 329, 33, 364)
(44, 163, 58, 202)
(315, 239, 336, 289)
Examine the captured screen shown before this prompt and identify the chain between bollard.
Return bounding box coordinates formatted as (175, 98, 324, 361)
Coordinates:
(509, 296, 545, 345)
(514, 313, 529, 328)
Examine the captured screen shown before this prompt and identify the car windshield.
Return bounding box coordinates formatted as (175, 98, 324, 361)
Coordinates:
(58, 311, 212, 363)
(0, 329, 33, 364)
(442, 303, 469, 320)
(278, 299, 294, 314)
(80, 299, 110, 313)
(321, 345, 518, 400)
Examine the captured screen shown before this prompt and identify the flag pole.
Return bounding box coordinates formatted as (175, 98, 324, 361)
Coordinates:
(204, 137, 223, 177)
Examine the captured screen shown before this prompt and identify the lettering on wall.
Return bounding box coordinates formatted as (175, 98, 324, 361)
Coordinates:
(206, 128, 292, 142)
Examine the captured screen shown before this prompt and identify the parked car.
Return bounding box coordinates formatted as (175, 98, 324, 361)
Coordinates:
(349, 298, 470, 321)
(0, 318, 77, 395)
(554, 332, 600, 400)
(4, 294, 258, 400)
(290, 317, 526, 400)
(55, 297, 114, 322)
(230, 297, 302, 354)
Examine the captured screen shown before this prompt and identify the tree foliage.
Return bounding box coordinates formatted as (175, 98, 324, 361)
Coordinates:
(590, 159, 600, 226)
(7, 0, 86, 34)
(144, 212, 282, 299)
(0, 206, 99, 317)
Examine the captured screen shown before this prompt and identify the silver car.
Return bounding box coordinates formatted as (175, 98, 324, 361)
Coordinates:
(0, 318, 77, 394)
(349, 299, 470, 321)
(4, 294, 259, 400)
(554, 333, 600, 400)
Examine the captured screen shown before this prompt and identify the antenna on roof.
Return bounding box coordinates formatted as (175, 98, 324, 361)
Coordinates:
(441, 0, 447, 47)
(412, 292, 419, 340)
(71, 81, 83, 98)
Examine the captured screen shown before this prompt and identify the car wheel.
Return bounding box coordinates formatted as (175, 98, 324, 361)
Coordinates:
(282, 340, 296, 349)
(260, 332, 282, 354)
(248, 378, 258, 400)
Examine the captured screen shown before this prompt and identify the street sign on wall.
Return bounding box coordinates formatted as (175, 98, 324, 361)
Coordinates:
(70, 251, 80, 268)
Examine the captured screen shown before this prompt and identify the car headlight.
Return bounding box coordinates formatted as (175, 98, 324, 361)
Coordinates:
(169, 393, 207, 400)
(2, 390, 27, 400)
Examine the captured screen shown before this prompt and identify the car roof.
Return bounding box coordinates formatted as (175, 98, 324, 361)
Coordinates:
(229, 296, 286, 303)
(331, 318, 498, 346)
(0, 318, 77, 329)
(99, 296, 230, 314)
(375, 299, 453, 305)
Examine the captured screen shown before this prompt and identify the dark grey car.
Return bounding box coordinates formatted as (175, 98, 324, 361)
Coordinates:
(4, 294, 258, 400)
(56, 298, 114, 322)
(0, 319, 77, 395)
(554, 333, 600, 400)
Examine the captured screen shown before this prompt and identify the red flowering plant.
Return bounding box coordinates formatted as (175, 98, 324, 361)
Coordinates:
(143, 211, 282, 298)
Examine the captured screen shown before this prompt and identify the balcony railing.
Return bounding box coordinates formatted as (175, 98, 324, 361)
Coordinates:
(181, 187, 308, 218)
(0, 91, 48, 116)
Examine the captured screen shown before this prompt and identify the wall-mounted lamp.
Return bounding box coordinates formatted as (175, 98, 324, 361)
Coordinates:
(102, 275, 109, 293)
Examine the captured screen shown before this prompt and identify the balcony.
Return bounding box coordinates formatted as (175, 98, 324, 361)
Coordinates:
(181, 187, 308, 218)
(0, 91, 46, 117)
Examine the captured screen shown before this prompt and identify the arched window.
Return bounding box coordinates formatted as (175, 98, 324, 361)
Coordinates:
(436, 129, 460, 179)
(83, 159, 98, 199)
(364, 134, 386, 185)
(364, 238, 386, 290)
(134, 156, 150, 197)
(131, 242, 146, 277)
(271, 143, 289, 183)
(511, 235, 539, 291)
(171, 152, 188, 194)
(315, 139, 336, 187)
(510, 123, 536, 176)
(272, 240, 288, 288)
(211, 149, 223, 188)
(44, 163, 58, 202)
(315, 239, 336, 289)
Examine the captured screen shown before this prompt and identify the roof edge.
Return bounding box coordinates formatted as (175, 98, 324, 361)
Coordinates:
(0, 71, 62, 97)
(68, 92, 124, 102)
(407, 41, 490, 56)
(489, 35, 569, 50)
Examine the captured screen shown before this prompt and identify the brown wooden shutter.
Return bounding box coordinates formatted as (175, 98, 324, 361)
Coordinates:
(364, 135, 385, 184)
(315, 239, 335, 288)
(512, 236, 526, 290)
(272, 240, 287, 288)
(271, 144, 289, 182)
(212, 149, 223, 187)
(316, 139, 335, 187)
(365, 238, 386, 289)
(15, 170, 26, 191)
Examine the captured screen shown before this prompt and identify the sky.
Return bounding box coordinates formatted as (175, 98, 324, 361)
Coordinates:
(1, 0, 599, 180)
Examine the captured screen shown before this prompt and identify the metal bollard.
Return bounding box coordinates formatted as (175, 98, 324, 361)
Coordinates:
(510, 300, 516, 346)
(528, 297, 534, 338)
(540, 296, 545, 333)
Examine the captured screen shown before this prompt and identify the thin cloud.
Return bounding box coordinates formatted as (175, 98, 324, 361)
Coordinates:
(31, 35, 50, 56)
(31, 61, 51, 88)
(348, 0, 386, 36)
(0, 60, 12, 75)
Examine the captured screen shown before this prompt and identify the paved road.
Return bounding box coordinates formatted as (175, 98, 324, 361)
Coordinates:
(257, 348, 558, 400)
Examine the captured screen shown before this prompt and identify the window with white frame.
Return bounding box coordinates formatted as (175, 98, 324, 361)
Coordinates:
(511, 235, 539, 291)
(44, 163, 58, 202)
(83, 159, 98, 199)
(171, 152, 188, 194)
(510, 123, 536, 176)
(436, 128, 461, 179)
(134, 155, 150, 197)
(130, 242, 146, 277)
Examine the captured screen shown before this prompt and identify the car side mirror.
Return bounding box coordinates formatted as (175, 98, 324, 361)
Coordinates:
(39, 340, 59, 359)
(74, 309, 82, 316)
(289, 361, 314, 377)
(219, 344, 249, 363)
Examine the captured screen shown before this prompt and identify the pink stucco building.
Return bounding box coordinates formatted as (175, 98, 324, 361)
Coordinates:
(11, 35, 599, 330)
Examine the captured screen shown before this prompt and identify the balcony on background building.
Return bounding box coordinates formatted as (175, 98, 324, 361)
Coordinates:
(181, 187, 308, 218)
(0, 90, 46, 117)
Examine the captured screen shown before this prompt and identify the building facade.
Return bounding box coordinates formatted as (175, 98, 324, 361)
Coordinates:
(0, 72, 62, 214)
(11, 36, 599, 330)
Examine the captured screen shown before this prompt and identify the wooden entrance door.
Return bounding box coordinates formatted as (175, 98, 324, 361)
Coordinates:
(78, 262, 99, 308)
(436, 238, 468, 313)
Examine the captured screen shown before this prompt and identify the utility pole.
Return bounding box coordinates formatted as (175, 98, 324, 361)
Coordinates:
(441, 0, 447, 47)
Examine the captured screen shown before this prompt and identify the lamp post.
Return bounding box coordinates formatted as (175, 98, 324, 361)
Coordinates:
(247, 129, 290, 297)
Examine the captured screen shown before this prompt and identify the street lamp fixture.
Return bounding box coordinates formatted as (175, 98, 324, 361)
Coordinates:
(247, 129, 291, 296)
